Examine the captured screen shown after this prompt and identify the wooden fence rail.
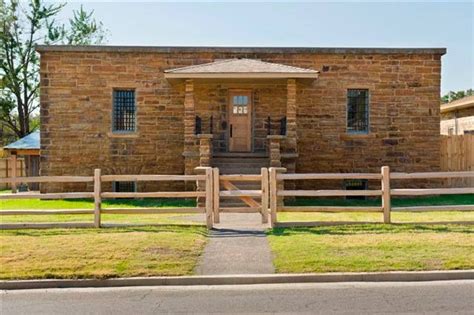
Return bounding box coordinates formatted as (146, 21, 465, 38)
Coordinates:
(1, 166, 473, 230)
(0, 167, 214, 230)
(270, 166, 474, 227)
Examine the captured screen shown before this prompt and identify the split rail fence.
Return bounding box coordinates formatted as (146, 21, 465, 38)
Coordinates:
(1, 166, 473, 229)
(0, 167, 214, 230)
(270, 167, 474, 227)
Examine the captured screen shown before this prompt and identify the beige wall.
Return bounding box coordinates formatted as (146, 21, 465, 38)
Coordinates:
(441, 117, 474, 135)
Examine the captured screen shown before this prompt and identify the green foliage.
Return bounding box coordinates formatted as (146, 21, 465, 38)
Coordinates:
(441, 88, 474, 104)
(0, 0, 107, 141)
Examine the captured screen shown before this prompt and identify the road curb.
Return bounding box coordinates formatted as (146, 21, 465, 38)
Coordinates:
(1, 270, 473, 290)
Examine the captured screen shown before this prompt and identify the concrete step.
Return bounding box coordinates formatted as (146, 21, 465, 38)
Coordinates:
(212, 158, 269, 164)
(218, 168, 263, 175)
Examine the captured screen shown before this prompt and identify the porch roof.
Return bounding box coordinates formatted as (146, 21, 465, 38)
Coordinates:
(164, 58, 319, 79)
(4, 130, 40, 156)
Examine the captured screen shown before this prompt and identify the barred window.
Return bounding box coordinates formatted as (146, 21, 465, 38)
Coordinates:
(347, 89, 369, 133)
(113, 90, 136, 132)
(113, 181, 136, 193)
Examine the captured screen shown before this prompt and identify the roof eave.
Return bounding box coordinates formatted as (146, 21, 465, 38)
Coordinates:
(35, 45, 447, 55)
(164, 72, 319, 79)
(440, 102, 474, 113)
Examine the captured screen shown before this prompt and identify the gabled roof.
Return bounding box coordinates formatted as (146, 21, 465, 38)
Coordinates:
(164, 58, 319, 79)
(440, 95, 474, 113)
(4, 131, 40, 150)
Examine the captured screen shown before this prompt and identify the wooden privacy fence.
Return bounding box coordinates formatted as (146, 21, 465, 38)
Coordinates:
(269, 167, 474, 227)
(441, 134, 474, 187)
(0, 158, 25, 190)
(0, 167, 214, 230)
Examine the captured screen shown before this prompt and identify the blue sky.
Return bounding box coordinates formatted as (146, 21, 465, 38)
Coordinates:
(55, 1, 473, 95)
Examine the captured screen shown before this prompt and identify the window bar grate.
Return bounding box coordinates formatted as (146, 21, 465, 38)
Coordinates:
(347, 89, 369, 133)
(113, 90, 135, 132)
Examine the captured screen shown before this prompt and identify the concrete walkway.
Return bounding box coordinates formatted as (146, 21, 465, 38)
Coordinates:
(195, 213, 275, 275)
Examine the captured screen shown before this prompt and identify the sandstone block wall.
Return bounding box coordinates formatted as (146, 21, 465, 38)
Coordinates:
(39, 47, 443, 192)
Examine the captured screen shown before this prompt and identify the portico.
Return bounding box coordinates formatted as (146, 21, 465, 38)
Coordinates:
(164, 58, 319, 174)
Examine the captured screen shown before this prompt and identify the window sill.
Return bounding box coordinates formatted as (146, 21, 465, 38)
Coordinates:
(340, 133, 375, 140)
(107, 132, 139, 139)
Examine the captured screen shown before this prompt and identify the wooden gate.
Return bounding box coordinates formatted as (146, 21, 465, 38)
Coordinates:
(212, 168, 269, 223)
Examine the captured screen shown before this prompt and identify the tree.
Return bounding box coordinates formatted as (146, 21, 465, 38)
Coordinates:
(441, 89, 474, 104)
(0, 0, 107, 140)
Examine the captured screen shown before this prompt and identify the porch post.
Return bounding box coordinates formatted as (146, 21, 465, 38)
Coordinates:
(286, 79, 297, 152)
(184, 79, 198, 175)
(184, 79, 195, 147)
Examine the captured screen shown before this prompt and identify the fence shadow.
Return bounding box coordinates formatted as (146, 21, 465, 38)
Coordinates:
(268, 223, 474, 237)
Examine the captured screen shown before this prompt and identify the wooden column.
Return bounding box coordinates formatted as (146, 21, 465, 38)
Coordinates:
(213, 167, 220, 224)
(381, 166, 391, 224)
(261, 167, 269, 224)
(286, 79, 297, 152)
(205, 167, 213, 229)
(11, 154, 17, 194)
(93, 168, 102, 228)
(269, 168, 277, 227)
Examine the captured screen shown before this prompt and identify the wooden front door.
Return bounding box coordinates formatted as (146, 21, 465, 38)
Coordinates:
(229, 90, 252, 152)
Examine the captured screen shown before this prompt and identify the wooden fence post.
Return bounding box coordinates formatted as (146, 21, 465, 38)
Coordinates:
(11, 154, 17, 194)
(269, 167, 277, 227)
(381, 166, 391, 223)
(261, 168, 269, 224)
(213, 167, 220, 224)
(205, 167, 213, 229)
(94, 169, 102, 228)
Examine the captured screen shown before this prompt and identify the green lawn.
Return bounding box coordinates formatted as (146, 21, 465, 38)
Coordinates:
(267, 224, 474, 273)
(0, 198, 200, 225)
(279, 195, 474, 223)
(0, 226, 207, 280)
(0, 197, 195, 210)
(277, 211, 474, 223)
(286, 194, 474, 207)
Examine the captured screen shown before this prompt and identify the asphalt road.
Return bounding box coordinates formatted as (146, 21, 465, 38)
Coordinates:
(1, 280, 473, 314)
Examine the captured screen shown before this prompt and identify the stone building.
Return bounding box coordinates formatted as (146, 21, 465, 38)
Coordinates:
(37, 45, 445, 191)
(440, 95, 474, 135)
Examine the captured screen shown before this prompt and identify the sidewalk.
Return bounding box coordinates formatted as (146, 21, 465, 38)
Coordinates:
(195, 213, 275, 275)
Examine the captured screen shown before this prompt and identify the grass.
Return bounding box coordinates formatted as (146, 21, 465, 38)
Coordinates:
(279, 195, 474, 223)
(277, 211, 474, 223)
(0, 226, 207, 280)
(286, 194, 474, 207)
(267, 224, 474, 273)
(0, 197, 195, 210)
(0, 198, 201, 225)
